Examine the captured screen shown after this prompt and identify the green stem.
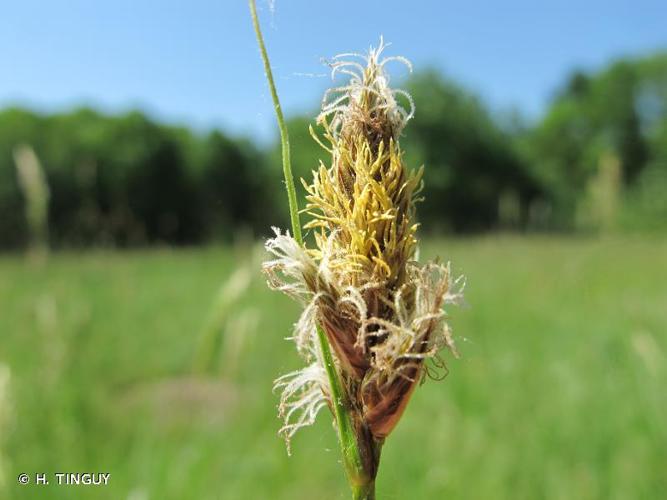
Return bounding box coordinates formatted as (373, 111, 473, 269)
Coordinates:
(316, 326, 369, 488)
(249, 2, 374, 497)
(352, 481, 376, 500)
(248, 0, 302, 245)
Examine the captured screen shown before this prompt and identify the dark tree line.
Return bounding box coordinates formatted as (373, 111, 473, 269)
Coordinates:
(1, 52, 666, 249)
(0, 108, 279, 248)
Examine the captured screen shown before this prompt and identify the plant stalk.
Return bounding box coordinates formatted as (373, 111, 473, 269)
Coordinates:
(352, 481, 376, 500)
(248, 1, 377, 497)
(248, 0, 302, 245)
(316, 325, 375, 493)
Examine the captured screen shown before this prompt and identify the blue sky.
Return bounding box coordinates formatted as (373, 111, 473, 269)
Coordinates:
(1, 0, 665, 142)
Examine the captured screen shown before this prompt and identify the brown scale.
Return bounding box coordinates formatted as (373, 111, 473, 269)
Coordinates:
(361, 283, 443, 438)
(361, 362, 421, 439)
(318, 298, 369, 380)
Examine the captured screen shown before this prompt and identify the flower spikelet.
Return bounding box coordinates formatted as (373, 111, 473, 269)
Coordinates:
(264, 39, 465, 445)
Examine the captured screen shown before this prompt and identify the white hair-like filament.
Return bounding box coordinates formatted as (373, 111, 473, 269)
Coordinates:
(319, 37, 415, 138)
(273, 362, 329, 455)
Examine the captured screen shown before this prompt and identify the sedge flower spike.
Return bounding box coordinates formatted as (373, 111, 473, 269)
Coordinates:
(262, 36, 465, 494)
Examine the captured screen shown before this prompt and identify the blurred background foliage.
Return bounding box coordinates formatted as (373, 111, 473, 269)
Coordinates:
(1, 51, 666, 250)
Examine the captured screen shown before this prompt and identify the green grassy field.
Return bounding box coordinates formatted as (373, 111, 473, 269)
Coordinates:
(2, 236, 666, 499)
